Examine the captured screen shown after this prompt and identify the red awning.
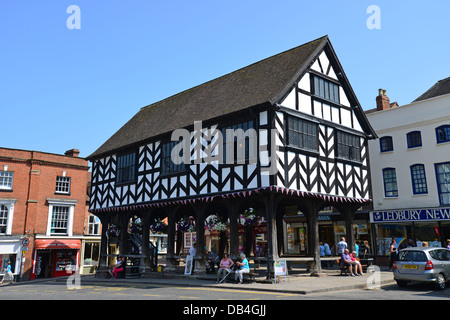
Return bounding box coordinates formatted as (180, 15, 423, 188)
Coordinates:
(34, 239, 81, 250)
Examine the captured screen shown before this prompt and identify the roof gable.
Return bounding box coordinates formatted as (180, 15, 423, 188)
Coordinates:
(413, 77, 450, 102)
(88, 36, 375, 160)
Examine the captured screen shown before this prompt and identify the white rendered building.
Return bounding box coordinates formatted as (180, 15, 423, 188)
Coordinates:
(366, 78, 450, 257)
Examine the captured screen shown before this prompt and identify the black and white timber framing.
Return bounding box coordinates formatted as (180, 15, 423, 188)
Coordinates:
(87, 36, 377, 278)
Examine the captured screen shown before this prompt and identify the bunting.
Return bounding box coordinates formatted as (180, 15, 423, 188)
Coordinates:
(88, 185, 372, 214)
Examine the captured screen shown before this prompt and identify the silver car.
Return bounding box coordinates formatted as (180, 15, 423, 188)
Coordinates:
(393, 247, 450, 290)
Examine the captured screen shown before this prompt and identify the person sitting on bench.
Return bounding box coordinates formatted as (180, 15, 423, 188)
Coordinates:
(235, 253, 250, 284)
(341, 249, 357, 277)
(109, 256, 125, 279)
(351, 251, 364, 276)
(216, 253, 234, 283)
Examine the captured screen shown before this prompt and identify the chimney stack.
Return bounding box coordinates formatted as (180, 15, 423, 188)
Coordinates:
(65, 149, 80, 157)
(376, 89, 391, 111)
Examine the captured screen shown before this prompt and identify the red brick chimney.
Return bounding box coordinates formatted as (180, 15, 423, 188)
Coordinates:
(65, 149, 80, 157)
(376, 88, 391, 111)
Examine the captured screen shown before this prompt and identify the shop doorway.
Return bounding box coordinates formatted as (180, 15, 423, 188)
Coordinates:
(35, 250, 53, 279)
(319, 225, 335, 249)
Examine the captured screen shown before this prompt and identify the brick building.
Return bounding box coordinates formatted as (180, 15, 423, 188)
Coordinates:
(0, 147, 97, 281)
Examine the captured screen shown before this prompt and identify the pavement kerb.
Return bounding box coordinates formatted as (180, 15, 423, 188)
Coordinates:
(1, 271, 397, 295)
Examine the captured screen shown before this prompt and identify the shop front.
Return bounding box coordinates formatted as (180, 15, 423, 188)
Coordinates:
(283, 209, 372, 256)
(31, 239, 81, 280)
(0, 237, 23, 281)
(370, 207, 450, 265)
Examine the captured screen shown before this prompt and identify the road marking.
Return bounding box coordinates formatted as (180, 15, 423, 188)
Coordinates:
(173, 286, 298, 297)
(143, 294, 161, 297)
(179, 296, 200, 299)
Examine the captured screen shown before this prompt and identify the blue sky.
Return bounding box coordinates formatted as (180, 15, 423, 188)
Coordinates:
(1, 1, 449, 159)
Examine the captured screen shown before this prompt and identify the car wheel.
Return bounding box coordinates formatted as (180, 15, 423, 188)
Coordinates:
(396, 280, 408, 288)
(435, 273, 446, 290)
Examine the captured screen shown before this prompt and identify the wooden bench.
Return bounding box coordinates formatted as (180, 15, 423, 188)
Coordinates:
(337, 257, 368, 275)
(244, 262, 259, 283)
(228, 262, 258, 283)
(336, 259, 351, 276)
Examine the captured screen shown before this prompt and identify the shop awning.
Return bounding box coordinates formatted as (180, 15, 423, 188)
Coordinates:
(34, 239, 81, 250)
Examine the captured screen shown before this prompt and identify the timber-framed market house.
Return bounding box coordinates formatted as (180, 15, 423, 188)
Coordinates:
(87, 36, 377, 278)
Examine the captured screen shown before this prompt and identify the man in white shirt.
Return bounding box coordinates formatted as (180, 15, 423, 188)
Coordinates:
(337, 237, 348, 255)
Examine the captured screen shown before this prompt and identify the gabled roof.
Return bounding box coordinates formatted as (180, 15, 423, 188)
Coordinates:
(413, 77, 450, 102)
(88, 36, 374, 160)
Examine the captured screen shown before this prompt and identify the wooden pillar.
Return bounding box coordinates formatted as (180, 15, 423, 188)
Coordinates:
(119, 213, 129, 256)
(194, 203, 207, 273)
(265, 193, 278, 279)
(98, 213, 110, 269)
(141, 212, 152, 272)
(165, 208, 178, 272)
(337, 204, 361, 253)
(301, 198, 325, 276)
(228, 199, 240, 260)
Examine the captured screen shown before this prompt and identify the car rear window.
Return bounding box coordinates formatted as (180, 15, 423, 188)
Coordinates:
(429, 249, 450, 261)
(396, 250, 428, 262)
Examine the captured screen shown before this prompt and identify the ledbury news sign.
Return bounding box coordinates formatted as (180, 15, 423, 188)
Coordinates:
(370, 207, 450, 223)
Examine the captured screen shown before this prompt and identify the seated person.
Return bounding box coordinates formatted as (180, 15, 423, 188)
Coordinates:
(341, 249, 356, 277)
(109, 256, 125, 279)
(351, 251, 364, 276)
(234, 253, 250, 284)
(216, 253, 234, 283)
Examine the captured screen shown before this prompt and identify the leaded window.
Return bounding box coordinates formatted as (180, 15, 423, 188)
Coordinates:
(287, 116, 318, 152)
(337, 131, 361, 162)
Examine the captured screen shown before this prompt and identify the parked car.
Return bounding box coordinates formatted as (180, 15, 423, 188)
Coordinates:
(393, 247, 450, 290)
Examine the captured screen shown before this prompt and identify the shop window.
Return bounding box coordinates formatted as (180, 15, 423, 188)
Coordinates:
(410, 164, 428, 195)
(83, 242, 100, 266)
(415, 222, 442, 247)
(0, 254, 16, 275)
(435, 162, 450, 205)
(375, 223, 413, 256)
(382, 168, 398, 197)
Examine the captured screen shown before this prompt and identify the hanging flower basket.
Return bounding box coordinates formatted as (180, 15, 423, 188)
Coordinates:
(129, 223, 142, 235)
(150, 218, 168, 233)
(107, 224, 120, 238)
(204, 215, 227, 232)
(239, 208, 265, 226)
(177, 216, 196, 232)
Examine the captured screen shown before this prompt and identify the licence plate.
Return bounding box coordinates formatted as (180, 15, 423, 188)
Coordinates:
(403, 265, 417, 270)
